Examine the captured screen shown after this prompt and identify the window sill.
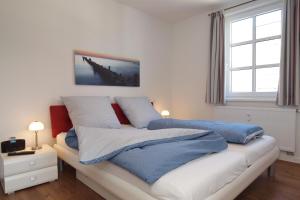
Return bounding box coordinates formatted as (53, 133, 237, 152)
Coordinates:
(225, 97, 276, 102)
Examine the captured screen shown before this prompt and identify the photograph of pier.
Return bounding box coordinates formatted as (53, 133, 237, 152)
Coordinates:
(74, 51, 140, 87)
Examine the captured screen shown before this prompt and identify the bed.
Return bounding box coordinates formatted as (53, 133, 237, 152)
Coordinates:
(50, 104, 279, 200)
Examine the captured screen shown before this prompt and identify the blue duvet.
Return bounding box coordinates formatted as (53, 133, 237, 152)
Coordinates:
(109, 132, 227, 183)
(65, 129, 227, 184)
(148, 118, 264, 144)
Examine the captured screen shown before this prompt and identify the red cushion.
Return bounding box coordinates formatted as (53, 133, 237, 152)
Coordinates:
(49, 103, 130, 138)
(111, 103, 130, 125)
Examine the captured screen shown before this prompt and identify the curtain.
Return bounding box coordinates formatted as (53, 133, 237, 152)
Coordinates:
(277, 0, 300, 106)
(206, 11, 225, 105)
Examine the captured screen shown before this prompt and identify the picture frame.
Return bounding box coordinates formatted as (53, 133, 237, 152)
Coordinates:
(74, 50, 140, 87)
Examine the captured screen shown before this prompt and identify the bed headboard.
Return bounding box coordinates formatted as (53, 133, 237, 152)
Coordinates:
(49, 103, 130, 138)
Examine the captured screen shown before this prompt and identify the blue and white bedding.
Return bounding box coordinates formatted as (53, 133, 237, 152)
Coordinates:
(148, 119, 264, 144)
(71, 127, 227, 184)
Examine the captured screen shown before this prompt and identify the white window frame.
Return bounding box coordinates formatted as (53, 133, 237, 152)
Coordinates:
(225, 2, 283, 102)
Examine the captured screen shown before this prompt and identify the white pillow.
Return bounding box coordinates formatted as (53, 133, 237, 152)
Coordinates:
(62, 96, 121, 129)
(115, 96, 162, 128)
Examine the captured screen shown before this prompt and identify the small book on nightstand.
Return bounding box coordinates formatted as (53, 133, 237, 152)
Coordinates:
(0, 144, 58, 194)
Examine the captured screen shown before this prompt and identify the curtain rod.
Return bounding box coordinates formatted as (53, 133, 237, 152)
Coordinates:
(208, 0, 257, 16)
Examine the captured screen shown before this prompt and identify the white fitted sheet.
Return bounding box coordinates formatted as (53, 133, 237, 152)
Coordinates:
(56, 131, 248, 200)
(149, 150, 247, 200)
(228, 135, 276, 166)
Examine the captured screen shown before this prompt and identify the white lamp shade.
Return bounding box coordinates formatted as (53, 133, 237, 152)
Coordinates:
(28, 121, 44, 131)
(161, 110, 170, 117)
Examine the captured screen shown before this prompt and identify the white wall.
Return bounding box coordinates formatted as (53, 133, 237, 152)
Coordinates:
(170, 8, 300, 163)
(171, 13, 213, 119)
(0, 0, 172, 146)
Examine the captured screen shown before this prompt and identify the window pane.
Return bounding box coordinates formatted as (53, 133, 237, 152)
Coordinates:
(231, 70, 252, 92)
(231, 18, 253, 44)
(232, 44, 252, 68)
(256, 39, 281, 65)
(256, 67, 279, 92)
(256, 10, 282, 39)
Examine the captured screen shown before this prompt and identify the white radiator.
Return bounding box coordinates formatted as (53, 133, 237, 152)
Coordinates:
(213, 106, 297, 153)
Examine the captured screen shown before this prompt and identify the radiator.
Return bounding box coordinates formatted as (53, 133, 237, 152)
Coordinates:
(213, 106, 297, 153)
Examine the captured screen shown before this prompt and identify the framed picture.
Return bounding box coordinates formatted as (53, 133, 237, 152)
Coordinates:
(74, 50, 140, 87)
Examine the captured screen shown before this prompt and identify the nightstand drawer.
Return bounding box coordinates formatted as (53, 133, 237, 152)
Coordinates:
(3, 149, 57, 177)
(3, 166, 58, 193)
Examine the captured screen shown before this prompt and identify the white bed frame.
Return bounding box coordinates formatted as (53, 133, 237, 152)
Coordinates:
(54, 144, 279, 200)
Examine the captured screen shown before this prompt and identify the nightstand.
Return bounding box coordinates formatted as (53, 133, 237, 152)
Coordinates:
(0, 144, 58, 194)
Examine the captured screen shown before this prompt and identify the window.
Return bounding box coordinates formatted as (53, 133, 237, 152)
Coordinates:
(225, 4, 283, 101)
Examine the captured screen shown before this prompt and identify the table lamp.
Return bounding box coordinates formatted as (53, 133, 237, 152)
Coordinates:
(28, 121, 44, 150)
(161, 110, 170, 118)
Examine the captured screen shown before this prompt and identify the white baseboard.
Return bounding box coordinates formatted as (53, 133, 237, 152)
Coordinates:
(279, 152, 300, 164)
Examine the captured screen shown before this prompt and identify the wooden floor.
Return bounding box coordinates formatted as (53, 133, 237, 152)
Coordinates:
(236, 160, 300, 200)
(0, 160, 299, 200)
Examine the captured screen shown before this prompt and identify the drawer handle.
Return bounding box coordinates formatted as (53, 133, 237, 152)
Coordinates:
(29, 161, 36, 166)
(30, 176, 36, 182)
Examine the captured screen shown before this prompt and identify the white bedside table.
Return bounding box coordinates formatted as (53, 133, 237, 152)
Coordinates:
(0, 144, 58, 194)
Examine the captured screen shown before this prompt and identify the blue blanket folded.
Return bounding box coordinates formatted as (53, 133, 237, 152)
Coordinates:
(110, 132, 227, 183)
(148, 119, 264, 144)
(65, 129, 227, 184)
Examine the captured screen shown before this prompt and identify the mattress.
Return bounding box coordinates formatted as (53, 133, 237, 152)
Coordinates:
(57, 132, 77, 154)
(145, 150, 246, 200)
(228, 135, 276, 166)
(56, 131, 248, 200)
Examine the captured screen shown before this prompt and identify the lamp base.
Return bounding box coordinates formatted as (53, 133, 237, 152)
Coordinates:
(32, 146, 42, 150)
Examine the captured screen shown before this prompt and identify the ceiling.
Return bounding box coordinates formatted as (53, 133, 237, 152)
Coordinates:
(115, 0, 236, 22)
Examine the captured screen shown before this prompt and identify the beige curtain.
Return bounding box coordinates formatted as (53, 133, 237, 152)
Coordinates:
(277, 0, 300, 106)
(206, 11, 225, 105)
